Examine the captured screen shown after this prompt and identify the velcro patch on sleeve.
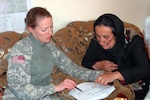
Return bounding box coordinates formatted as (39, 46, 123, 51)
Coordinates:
(12, 55, 25, 64)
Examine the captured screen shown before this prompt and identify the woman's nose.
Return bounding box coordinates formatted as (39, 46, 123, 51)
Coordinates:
(48, 28, 53, 35)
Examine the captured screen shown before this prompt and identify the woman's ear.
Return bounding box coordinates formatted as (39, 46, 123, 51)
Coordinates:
(28, 27, 34, 34)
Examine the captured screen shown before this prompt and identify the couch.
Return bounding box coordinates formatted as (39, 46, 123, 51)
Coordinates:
(0, 20, 143, 99)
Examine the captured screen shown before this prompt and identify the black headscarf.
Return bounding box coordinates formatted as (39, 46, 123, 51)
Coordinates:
(94, 13, 125, 64)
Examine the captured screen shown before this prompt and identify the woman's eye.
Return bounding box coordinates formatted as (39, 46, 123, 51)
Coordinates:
(41, 29, 47, 32)
(103, 36, 110, 39)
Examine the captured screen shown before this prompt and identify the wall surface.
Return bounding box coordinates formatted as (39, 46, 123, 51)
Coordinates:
(31, 0, 150, 33)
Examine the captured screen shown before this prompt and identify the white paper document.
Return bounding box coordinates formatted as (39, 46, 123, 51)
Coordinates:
(68, 82, 115, 100)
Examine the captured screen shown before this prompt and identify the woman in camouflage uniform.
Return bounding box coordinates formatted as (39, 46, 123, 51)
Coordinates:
(3, 7, 103, 100)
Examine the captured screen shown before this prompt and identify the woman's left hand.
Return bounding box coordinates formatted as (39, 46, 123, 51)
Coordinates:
(95, 71, 124, 85)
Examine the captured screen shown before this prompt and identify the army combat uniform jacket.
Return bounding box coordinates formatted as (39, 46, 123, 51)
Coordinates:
(3, 34, 102, 100)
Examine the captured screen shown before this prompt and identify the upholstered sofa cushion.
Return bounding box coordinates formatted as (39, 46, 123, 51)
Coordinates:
(52, 27, 93, 66)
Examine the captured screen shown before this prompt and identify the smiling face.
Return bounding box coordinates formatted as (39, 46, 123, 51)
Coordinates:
(95, 25, 116, 49)
(29, 17, 53, 43)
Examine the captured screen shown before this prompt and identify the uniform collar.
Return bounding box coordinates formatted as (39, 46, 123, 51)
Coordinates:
(29, 33, 46, 47)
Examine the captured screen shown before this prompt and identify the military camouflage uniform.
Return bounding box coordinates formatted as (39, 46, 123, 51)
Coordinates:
(3, 34, 103, 100)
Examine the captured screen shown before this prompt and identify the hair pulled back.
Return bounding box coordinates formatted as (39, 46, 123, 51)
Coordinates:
(24, 7, 52, 29)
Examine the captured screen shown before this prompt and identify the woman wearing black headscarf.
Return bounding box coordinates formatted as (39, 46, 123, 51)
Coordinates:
(82, 13, 150, 100)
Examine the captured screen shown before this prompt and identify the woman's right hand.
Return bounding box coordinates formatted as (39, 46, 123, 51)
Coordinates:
(94, 60, 118, 71)
(55, 78, 76, 92)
